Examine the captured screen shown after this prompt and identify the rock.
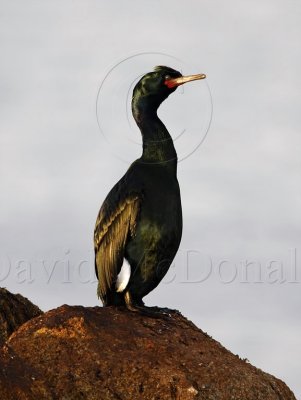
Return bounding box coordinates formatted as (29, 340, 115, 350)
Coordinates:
(0, 303, 296, 399)
(0, 288, 42, 347)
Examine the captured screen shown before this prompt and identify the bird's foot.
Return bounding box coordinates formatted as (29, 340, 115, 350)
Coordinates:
(127, 304, 168, 319)
(124, 292, 171, 319)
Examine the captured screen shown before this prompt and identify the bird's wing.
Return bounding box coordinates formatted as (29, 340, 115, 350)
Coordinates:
(94, 190, 140, 302)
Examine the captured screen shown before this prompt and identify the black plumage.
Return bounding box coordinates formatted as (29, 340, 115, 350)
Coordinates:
(94, 66, 206, 314)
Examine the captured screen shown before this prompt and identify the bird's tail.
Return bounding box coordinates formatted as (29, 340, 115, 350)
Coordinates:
(97, 285, 125, 307)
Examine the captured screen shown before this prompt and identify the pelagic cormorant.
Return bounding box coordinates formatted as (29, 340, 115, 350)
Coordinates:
(94, 66, 206, 315)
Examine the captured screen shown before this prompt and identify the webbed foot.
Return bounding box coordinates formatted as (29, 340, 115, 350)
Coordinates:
(124, 292, 171, 319)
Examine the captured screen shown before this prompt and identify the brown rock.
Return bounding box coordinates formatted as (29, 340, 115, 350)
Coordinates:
(0, 304, 296, 399)
(0, 288, 42, 347)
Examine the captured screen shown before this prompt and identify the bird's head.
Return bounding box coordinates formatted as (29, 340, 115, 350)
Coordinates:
(132, 66, 206, 121)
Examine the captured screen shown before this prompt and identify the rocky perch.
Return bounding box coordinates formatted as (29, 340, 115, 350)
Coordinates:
(0, 290, 297, 400)
(0, 288, 42, 347)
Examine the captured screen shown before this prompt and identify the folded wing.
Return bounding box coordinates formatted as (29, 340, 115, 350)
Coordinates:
(94, 193, 140, 304)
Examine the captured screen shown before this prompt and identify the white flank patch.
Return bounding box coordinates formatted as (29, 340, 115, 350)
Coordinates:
(116, 259, 131, 293)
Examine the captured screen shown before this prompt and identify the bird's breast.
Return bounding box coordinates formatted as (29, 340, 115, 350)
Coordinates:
(133, 168, 182, 249)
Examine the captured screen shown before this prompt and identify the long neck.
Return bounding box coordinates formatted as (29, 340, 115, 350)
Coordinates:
(132, 96, 178, 172)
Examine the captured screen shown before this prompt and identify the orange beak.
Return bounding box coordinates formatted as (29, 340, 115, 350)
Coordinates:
(164, 73, 206, 89)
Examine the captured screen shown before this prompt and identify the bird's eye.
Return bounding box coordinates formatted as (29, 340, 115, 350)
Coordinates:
(164, 74, 171, 80)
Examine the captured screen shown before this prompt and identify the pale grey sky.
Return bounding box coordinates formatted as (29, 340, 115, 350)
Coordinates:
(0, 0, 300, 397)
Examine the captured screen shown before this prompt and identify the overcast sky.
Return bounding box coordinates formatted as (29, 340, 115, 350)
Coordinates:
(0, 0, 300, 397)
